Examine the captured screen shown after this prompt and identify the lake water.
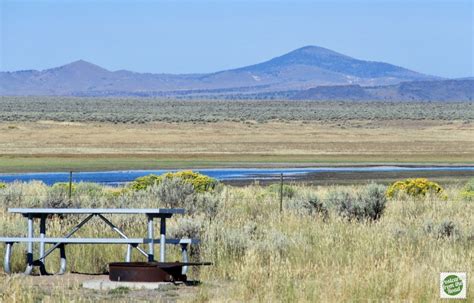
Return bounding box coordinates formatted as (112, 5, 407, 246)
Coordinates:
(0, 166, 473, 186)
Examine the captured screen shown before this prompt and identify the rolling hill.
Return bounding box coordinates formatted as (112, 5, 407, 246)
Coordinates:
(0, 46, 442, 98)
(292, 80, 474, 101)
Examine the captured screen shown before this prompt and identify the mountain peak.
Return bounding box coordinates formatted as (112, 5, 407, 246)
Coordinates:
(237, 45, 426, 80)
(290, 45, 347, 57)
(71, 59, 90, 65)
(56, 59, 109, 72)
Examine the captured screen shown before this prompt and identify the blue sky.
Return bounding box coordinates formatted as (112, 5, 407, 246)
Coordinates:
(1, 0, 472, 78)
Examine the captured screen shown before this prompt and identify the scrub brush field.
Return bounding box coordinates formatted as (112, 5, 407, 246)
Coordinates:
(0, 177, 473, 302)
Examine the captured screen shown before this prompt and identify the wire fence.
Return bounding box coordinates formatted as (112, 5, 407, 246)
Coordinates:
(0, 172, 288, 212)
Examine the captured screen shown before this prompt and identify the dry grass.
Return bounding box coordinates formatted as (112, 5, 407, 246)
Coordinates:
(1, 120, 473, 172)
(2, 120, 473, 155)
(0, 181, 473, 302)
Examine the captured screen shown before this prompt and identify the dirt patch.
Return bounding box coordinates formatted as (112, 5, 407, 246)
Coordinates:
(1, 273, 206, 302)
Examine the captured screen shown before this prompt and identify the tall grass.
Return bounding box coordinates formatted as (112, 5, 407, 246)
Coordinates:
(0, 181, 473, 302)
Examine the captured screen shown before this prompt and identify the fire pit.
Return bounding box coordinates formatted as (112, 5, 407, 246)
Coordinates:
(109, 262, 212, 282)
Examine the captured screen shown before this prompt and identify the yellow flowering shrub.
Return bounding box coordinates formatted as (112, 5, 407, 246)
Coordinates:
(0, 182, 6, 189)
(460, 178, 474, 201)
(162, 170, 218, 192)
(129, 171, 217, 192)
(386, 178, 445, 199)
(128, 174, 162, 191)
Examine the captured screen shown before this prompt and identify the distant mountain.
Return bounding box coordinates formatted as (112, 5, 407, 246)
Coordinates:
(213, 46, 430, 88)
(0, 46, 441, 97)
(292, 79, 474, 101)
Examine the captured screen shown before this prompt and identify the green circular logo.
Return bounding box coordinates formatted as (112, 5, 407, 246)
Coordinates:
(443, 275, 463, 296)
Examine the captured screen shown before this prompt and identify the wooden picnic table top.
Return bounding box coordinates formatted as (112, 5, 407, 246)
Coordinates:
(8, 208, 185, 216)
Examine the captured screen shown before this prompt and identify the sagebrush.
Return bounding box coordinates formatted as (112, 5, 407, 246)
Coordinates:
(0, 181, 472, 302)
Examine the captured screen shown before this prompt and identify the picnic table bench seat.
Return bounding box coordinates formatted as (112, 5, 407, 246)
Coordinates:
(0, 208, 201, 275)
(0, 237, 199, 275)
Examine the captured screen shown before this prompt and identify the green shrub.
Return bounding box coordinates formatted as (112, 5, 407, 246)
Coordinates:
(0, 181, 48, 209)
(326, 183, 387, 221)
(169, 217, 202, 239)
(297, 195, 327, 217)
(267, 183, 296, 199)
(75, 182, 103, 196)
(103, 187, 126, 198)
(0, 182, 6, 189)
(195, 192, 221, 217)
(358, 183, 387, 221)
(437, 221, 461, 239)
(155, 177, 195, 209)
(215, 227, 251, 259)
(51, 182, 77, 193)
(163, 171, 218, 193)
(307, 196, 329, 218)
(286, 194, 328, 218)
(128, 171, 217, 192)
(460, 178, 474, 201)
(386, 178, 445, 199)
(44, 183, 77, 208)
(128, 174, 162, 191)
(424, 220, 461, 240)
(45, 182, 107, 209)
(71, 183, 108, 208)
(326, 189, 360, 220)
(255, 229, 290, 257)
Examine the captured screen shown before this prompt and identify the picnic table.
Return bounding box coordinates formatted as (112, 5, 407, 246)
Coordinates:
(0, 208, 199, 275)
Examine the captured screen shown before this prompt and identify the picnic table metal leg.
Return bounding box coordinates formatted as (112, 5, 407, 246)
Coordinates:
(147, 216, 154, 262)
(38, 215, 49, 275)
(126, 245, 132, 262)
(160, 217, 166, 262)
(58, 244, 66, 275)
(38, 214, 94, 262)
(39, 215, 46, 261)
(180, 243, 189, 275)
(24, 215, 34, 275)
(4, 242, 13, 274)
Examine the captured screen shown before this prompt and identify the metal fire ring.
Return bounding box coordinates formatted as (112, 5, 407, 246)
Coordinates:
(109, 262, 212, 282)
